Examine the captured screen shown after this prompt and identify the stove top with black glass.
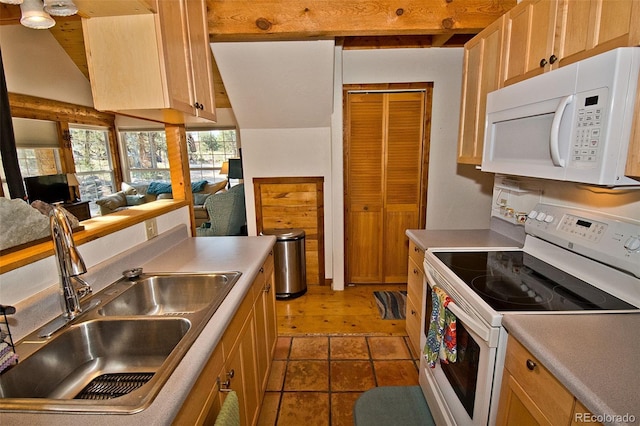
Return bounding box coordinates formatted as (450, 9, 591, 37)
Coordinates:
(433, 250, 636, 312)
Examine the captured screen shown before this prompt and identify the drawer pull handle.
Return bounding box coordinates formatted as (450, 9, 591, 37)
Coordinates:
(526, 359, 537, 371)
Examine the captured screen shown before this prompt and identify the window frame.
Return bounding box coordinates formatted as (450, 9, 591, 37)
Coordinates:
(119, 126, 239, 184)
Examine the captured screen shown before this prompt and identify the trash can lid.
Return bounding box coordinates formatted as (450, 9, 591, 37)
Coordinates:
(261, 228, 305, 241)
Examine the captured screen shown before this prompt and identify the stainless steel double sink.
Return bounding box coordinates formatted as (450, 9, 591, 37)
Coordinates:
(0, 271, 241, 414)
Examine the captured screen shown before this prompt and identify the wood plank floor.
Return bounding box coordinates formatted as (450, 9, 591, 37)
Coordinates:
(276, 284, 408, 336)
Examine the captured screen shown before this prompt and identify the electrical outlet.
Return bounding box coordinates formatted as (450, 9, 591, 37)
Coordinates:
(499, 198, 508, 206)
(145, 218, 158, 239)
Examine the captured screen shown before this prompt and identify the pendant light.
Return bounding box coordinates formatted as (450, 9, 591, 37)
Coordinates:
(19, 0, 55, 30)
(43, 0, 77, 16)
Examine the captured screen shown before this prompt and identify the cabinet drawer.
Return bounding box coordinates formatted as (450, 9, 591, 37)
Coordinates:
(409, 240, 424, 268)
(407, 257, 423, 307)
(504, 335, 574, 426)
(406, 298, 421, 356)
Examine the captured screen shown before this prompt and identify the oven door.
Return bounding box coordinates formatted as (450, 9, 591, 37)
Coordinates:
(420, 261, 500, 426)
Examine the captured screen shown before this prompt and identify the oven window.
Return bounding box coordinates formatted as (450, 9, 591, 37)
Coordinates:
(440, 319, 480, 418)
(424, 285, 480, 418)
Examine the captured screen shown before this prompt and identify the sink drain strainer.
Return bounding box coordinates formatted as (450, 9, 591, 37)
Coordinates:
(75, 373, 154, 400)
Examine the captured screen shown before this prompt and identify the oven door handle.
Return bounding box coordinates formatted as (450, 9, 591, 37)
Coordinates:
(444, 302, 492, 343)
(423, 266, 492, 342)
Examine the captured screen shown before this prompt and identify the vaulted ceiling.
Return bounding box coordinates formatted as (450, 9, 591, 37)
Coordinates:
(0, 0, 515, 109)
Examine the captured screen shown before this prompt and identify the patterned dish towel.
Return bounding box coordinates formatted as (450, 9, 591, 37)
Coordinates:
(424, 287, 457, 367)
(215, 390, 240, 426)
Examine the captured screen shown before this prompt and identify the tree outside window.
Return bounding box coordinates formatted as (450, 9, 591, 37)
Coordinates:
(120, 128, 238, 183)
(69, 126, 115, 208)
(121, 130, 170, 182)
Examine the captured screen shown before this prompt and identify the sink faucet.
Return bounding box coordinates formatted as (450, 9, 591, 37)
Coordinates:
(50, 204, 92, 319)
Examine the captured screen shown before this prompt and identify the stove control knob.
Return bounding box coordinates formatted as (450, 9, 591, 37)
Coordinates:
(544, 215, 554, 223)
(624, 236, 640, 252)
(535, 211, 547, 221)
(528, 210, 538, 219)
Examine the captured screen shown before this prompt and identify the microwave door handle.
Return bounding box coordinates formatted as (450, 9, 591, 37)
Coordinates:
(550, 94, 574, 167)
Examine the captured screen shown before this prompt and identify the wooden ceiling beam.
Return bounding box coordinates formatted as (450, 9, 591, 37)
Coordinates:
(206, 0, 516, 41)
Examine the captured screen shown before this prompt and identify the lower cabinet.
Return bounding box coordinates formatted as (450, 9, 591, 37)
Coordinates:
(174, 251, 276, 425)
(406, 239, 424, 356)
(497, 335, 601, 426)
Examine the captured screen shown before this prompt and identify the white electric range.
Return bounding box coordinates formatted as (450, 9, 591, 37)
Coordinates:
(419, 203, 640, 425)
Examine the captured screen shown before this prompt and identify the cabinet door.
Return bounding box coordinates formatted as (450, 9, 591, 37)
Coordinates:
(184, 0, 217, 121)
(556, 0, 640, 68)
(503, 0, 558, 86)
(223, 311, 259, 426)
(173, 345, 224, 425)
(625, 73, 640, 179)
(406, 252, 423, 356)
(253, 254, 277, 393)
(497, 336, 574, 426)
(496, 372, 549, 426)
(594, 0, 640, 51)
(554, 0, 594, 66)
(458, 16, 505, 164)
(155, 0, 194, 115)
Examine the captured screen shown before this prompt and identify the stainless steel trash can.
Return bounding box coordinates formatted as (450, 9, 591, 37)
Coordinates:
(262, 228, 307, 299)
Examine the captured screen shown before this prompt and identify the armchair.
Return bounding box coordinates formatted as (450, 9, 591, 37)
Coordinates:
(197, 184, 247, 236)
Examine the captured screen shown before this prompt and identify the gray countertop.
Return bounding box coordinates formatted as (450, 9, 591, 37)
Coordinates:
(503, 314, 640, 426)
(406, 227, 523, 251)
(1, 232, 276, 425)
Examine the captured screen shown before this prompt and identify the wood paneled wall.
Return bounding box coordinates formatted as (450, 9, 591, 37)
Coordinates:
(253, 177, 325, 286)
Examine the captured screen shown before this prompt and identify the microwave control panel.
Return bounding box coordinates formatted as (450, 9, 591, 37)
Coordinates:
(571, 88, 607, 167)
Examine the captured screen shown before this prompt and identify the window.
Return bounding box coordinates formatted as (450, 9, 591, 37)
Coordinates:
(17, 148, 62, 177)
(120, 128, 238, 183)
(69, 126, 116, 208)
(187, 129, 238, 182)
(121, 130, 170, 183)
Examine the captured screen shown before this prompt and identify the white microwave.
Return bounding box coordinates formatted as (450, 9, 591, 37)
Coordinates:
(482, 47, 640, 187)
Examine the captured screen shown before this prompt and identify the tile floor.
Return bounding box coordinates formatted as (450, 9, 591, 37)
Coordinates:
(257, 335, 420, 426)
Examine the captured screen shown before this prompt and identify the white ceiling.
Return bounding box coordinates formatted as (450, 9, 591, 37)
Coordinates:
(210, 40, 335, 129)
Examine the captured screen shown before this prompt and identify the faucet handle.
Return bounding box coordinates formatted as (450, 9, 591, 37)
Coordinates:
(72, 276, 92, 300)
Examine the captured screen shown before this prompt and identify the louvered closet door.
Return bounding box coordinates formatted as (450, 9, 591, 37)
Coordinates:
(346, 93, 384, 283)
(345, 91, 425, 284)
(383, 92, 425, 282)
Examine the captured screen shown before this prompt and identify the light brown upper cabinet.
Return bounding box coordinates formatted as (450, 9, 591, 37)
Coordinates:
(82, 0, 216, 124)
(458, 16, 505, 165)
(503, 0, 640, 87)
(344, 89, 430, 284)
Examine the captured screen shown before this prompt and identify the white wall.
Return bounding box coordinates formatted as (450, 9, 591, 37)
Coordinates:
(341, 47, 495, 230)
(1, 25, 93, 106)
